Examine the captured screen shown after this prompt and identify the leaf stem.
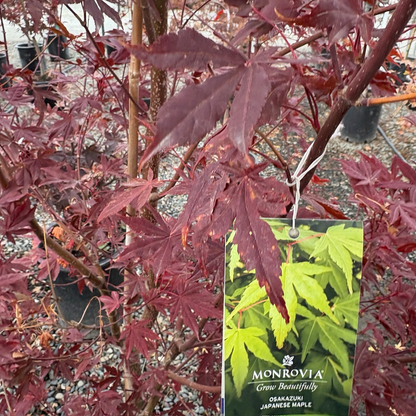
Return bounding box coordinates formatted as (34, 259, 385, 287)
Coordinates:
(241, 299, 267, 313)
(254, 128, 293, 186)
(64, 4, 140, 109)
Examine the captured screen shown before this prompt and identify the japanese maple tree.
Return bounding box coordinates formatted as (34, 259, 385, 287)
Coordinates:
(0, 0, 415, 415)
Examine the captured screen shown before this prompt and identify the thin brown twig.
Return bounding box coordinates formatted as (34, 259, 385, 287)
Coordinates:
(0, 379, 14, 416)
(65, 4, 140, 109)
(151, 141, 200, 201)
(181, 0, 212, 28)
(254, 128, 293, 186)
(365, 92, 416, 106)
(0, 159, 8, 189)
(167, 371, 221, 394)
(142, 293, 222, 414)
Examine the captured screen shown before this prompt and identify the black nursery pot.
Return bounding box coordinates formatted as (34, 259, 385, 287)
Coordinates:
(0, 52, 10, 88)
(105, 44, 116, 57)
(341, 105, 382, 143)
(53, 258, 123, 328)
(16, 43, 42, 72)
(47, 34, 69, 61)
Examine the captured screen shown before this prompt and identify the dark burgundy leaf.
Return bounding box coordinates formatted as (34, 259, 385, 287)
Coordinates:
(96, 0, 122, 26)
(370, 71, 396, 97)
(390, 202, 416, 231)
(224, 0, 248, 7)
(26, 0, 43, 32)
(231, 20, 266, 46)
(97, 172, 160, 222)
(120, 320, 158, 359)
(258, 67, 293, 125)
(132, 28, 246, 71)
(84, 0, 104, 28)
(101, 291, 125, 314)
(233, 179, 288, 321)
(276, 0, 373, 44)
(166, 278, 222, 335)
(392, 156, 416, 184)
(0, 200, 35, 242)
(303, 194, 349, 219)
(119, 215, 182, 278)
(140, 67, 244, 168)
(228, 63, 271, 154)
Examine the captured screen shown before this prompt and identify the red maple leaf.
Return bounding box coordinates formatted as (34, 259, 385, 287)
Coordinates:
(120, 320, 158, 359)
(100, 291, 126, 314)
(166, 278, 222, 336)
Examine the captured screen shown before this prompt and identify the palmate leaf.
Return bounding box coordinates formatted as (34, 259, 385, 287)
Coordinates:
(243, 304, 271, 329)
(268, 262, 337, 348)
(297, 315, 357, 376)
(226, 279, 267, 323)
(332, 293, 360, 330)
(167, 278, 222, 336)
(310, 224, 363, 293)
(119, 215, 181, 278)
(97, 172, 160, 222)
(225, 327, 280, 396)
(305, 352, 349, 408)
(316, 259, 348, 297)
(276, 0, 373, 44)
(84, 0, 122, 29)
(140, 67, 244, 168)
(228, 63, 271, 154)
(131, 28, 246, 71)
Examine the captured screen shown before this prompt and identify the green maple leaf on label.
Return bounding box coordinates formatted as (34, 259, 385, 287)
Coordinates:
(305, 352, 350, 408)
(310, 224, 363, 294)
(332, 292, 360, 330)
(316, 259, 349, 297)
(269, 262, 337, 348)
(268, 220, 321, 255)
(227, 231, 242, 282)
(226, 279, 267, 323)
(297, 315, 357, 376)
(224, 327, 280, 396)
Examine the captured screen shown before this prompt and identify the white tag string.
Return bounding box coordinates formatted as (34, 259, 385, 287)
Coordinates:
(285, 143, 327, 238)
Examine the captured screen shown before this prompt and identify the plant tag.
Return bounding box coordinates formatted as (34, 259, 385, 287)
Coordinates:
(222, 219, 363, 416)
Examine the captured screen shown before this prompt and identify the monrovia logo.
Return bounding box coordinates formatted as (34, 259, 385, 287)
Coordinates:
(252, 357, 324, 382)
(282, 355, 294, 366)
(252, 368, 324, 381)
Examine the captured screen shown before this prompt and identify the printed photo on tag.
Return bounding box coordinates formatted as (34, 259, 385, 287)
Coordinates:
(222, 219, 363, 416)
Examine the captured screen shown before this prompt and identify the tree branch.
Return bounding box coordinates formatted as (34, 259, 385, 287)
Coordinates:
(364, 92, 416, 106)
(141, 293, 222, 414)
(65, 5, 140, 110)
(29, 219, 121, 339)
(299, 0, 416, 194)
(167, 371, 221, 394)
(275, 4, 397, 58)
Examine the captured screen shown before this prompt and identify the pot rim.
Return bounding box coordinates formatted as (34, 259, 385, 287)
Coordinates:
(15, 42, 43, 49)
